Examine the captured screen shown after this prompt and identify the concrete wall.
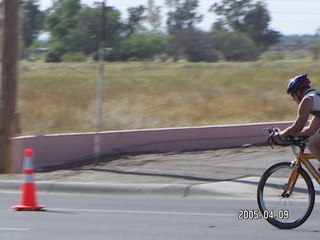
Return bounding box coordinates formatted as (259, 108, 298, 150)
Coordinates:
(11, 121, 293, 172)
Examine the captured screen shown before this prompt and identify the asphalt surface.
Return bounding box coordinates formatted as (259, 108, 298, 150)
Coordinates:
(0, 145, 297, 197)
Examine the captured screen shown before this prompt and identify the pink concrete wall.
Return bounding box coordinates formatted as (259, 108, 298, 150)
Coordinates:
(11, 122, 293, 172)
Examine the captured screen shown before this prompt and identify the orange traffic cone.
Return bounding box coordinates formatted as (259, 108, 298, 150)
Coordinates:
(12, 149, 45, 211)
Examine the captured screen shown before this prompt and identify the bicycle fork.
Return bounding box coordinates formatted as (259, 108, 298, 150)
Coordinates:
(281, 160, 301, 198)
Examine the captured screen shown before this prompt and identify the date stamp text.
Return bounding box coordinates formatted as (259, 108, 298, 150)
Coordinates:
(238, 209, 289, 220)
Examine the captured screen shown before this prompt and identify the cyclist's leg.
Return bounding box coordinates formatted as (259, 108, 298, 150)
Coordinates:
(308, 130, 320, 159)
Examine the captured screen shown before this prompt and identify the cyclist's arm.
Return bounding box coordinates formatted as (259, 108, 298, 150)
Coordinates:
(281, 96, 313, 137)
(299, 116, 320, 137)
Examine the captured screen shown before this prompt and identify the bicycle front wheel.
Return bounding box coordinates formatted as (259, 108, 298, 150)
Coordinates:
(257, 162, 315, 229)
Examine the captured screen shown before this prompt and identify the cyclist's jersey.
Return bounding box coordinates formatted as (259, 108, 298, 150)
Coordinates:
(306, 89, 320, 118)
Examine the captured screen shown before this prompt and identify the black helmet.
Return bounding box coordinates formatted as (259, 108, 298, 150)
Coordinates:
(286, 74, 310, 94)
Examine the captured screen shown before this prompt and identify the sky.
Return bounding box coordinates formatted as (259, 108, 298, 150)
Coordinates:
(38, 0, 320, 35)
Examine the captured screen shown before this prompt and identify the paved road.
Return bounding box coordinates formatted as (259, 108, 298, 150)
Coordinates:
(1, 145, 320, 239)
(1, 192, 320, 240)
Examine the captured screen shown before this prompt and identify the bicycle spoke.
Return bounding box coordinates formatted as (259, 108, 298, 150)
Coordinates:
(257, 162, 314, 229)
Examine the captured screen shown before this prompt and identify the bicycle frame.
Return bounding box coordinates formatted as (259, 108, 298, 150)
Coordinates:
(299, 151, 320, 184)
(286, 147, 320, 196)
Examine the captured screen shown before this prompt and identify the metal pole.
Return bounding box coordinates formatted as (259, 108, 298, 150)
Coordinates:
(94, 0, 107, 165)
(0, 0, 20, 173)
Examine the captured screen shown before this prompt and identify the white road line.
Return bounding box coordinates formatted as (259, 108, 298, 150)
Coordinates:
(50, 208, 235, 217)
(0, 227, 29, 231)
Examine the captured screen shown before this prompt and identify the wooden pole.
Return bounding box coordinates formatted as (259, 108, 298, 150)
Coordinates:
(0, 0, 20, 173)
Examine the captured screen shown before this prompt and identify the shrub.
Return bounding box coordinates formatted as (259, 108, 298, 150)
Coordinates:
(309, 40, 320, 59)
(45, 44, 67, 62)
(62, 52, 87, 62)
(46, 49, 62, 62)
(259, 52, 284, 61)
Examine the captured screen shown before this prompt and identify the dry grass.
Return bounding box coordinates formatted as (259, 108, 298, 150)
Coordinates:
(17, 60, 320, 136)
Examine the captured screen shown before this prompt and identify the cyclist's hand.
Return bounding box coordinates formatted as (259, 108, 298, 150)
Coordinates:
(279, 131, 295, 141)
(266, 127, 280, 135)
(269, 132, 293, 146)
(270, 133, 283, 145)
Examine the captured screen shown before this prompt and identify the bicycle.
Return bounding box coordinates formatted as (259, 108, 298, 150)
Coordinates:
(257, 127, 319, 229)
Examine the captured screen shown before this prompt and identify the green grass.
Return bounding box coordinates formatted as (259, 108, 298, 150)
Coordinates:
(17, 60, 320, 136)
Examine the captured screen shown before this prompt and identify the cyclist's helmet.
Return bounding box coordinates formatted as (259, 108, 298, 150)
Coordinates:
(286, 74, 310, 95)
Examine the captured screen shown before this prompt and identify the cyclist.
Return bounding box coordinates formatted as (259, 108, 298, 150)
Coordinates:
(280, 74, 320, 159)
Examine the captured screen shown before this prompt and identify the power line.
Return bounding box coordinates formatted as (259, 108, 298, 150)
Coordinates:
(266, 0, 320, 2)
(271, 11, 320, 15)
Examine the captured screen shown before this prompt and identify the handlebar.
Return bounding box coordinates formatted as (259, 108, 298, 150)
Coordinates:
(264, 127, 309, 148)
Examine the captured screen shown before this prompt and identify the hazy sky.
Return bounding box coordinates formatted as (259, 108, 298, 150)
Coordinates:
(39, 0, 320, 35)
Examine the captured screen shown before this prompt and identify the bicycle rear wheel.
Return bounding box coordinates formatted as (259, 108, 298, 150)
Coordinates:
(257, 162, 315, 229)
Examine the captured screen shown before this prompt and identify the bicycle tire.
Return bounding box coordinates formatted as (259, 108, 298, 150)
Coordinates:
(257, 162, 315, 229)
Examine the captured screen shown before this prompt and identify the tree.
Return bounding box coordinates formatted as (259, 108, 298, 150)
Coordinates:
(210, 0, 280, 52)
(22, 0, 45, 49)
(174, 29, 220, 62)
(210, 0, 253, 32)
(77, 5, 122, 54)
(166, 0, 203, 34)
(45, 0, 122, 62)
(146, 0, 162, 34)
(165, 0, 203, 60)
(124, 5, 145, 36)
(45, 0, 82, 60)
(241, 2, 280, 51)
(103, 7, 123, 48)
(212, 31, 258, 61)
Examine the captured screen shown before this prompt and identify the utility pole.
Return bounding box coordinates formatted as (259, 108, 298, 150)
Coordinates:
(94, 0, 107, 165)
(0, 0, 20, 173)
